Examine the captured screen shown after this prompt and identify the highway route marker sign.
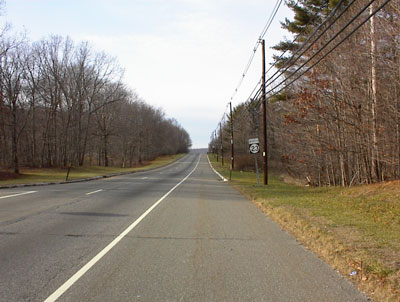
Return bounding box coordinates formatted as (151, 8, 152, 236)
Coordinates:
(248, 138, 260, 154)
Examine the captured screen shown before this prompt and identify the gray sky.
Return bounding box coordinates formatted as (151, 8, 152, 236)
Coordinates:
(4, 0, 293, 148)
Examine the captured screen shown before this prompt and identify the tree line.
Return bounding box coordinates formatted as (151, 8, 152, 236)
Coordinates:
(0, 33, 191, 173)
(210, 0, 398, 186)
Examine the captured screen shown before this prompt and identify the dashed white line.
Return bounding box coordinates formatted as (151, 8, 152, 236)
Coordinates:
(85, 189, 103, 196)
(0, 191, 37, 199)
(44, 155, 201, 302)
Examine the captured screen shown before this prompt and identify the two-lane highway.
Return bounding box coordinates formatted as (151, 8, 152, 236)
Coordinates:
(0, 151, 369, 301)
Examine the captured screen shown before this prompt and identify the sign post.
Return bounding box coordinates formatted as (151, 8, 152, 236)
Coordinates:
(249, 138, 260, 187)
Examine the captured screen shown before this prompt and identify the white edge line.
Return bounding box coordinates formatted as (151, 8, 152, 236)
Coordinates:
(0, 191, 37, 199)
(207, 154, 228, 182)
(85, 189, 103, 196)
(44, 154, 201, 302)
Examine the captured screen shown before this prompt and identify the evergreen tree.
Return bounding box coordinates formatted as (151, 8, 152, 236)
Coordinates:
(272, 0, 345, 68)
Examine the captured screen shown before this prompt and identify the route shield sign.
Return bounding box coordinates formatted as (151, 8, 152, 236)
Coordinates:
(248, 138, 260, 154)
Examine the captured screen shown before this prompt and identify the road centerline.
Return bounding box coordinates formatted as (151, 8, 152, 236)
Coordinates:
(85, 189, 103, 196)
(0, 191, 37, 200)
(44, 155, 200, 302)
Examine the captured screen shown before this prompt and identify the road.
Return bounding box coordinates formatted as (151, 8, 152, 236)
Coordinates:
(0, 151, 369, 301)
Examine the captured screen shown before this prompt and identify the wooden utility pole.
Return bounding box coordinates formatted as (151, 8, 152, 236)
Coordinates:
(230, 102, 234, 174)
(219, 122, 224, 166)
(215, 130, 218, 162)
(261, 39, 268, 185)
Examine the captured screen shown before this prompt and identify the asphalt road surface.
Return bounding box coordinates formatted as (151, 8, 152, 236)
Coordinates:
(0, 151, 369, 301)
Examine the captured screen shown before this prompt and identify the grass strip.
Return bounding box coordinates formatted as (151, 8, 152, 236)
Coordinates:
(0, 154, 186, 186)
(209, 154, 399, 302)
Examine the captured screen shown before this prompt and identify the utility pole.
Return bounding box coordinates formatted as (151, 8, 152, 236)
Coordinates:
(214, 130, 218, 162)
(209, 132, 214, 154)
(230, 102, 234, 177)
(219, 122, 224, 166)
(261, 39, 268, 185)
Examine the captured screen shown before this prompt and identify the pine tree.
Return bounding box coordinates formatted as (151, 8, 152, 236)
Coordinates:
(272, 0, 345, 68)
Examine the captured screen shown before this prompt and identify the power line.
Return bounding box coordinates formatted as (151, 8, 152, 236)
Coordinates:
(211, 0, 392, 161)
(243, 0, 329, 108)
(265, 0, 352, 88)
(211, 103, 230, 135)
(269, 0, 392, 98)
(266, 0, 389, 97)
(244, 0, 391, 113)
(263, 0, 331, 84)
(259, 0, 285, 40)
(247, 0, 388, 105)
(229, 0, 284, 103)
(212, 0, 285, 144)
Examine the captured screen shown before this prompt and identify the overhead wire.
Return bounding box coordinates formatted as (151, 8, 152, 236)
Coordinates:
(265, 0, 388, 97)
(268, 0, 392, 98)
(265, 0, 352, 88)
(229, 0, 284, 103)
(212, 0, 285, 139)
(211, 103, 230, 138)
(245, 0, 388, 106)
(212, 0, 392, 143)
(242, 0, 329, 109)
(230, 0, 391, 151)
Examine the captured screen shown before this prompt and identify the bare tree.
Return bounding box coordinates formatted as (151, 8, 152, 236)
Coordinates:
(0, 39, 28, 173)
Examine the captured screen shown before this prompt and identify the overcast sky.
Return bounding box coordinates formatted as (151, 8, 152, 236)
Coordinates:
(3, 0, 293, 148)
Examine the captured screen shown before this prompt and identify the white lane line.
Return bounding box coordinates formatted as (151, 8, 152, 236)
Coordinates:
(44, 154, 201, 302)
(85, 189, 103, 196)
(207, 155, 228, 182)
(0, 191, 37, 199)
